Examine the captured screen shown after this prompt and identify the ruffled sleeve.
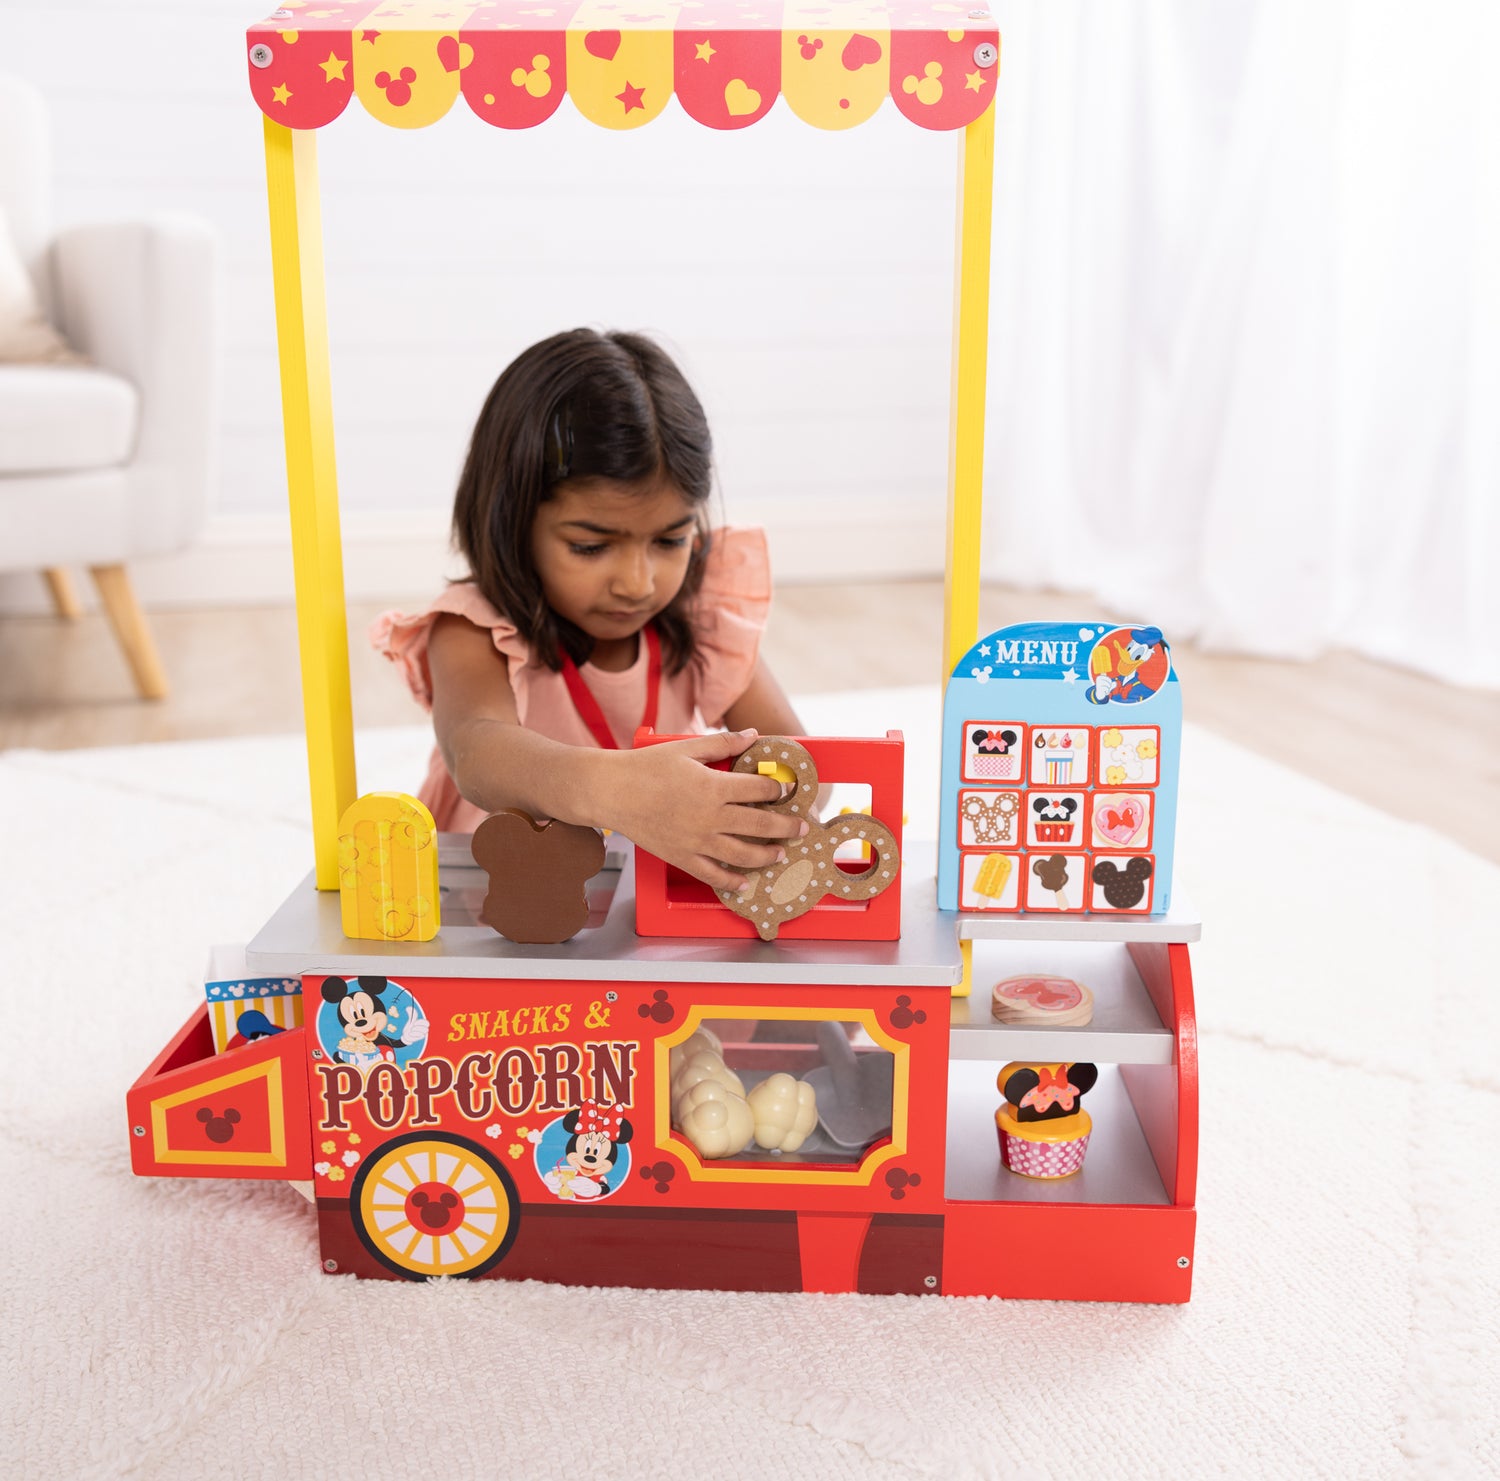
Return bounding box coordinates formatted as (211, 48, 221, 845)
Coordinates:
(688, 526, 772, 725)
(369, 583, 533, 712)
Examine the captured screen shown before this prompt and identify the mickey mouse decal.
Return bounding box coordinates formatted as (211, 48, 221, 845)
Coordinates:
(319, 975, 430, 1070)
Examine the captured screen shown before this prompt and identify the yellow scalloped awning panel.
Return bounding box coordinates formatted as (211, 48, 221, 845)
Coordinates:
(248, 0, 998, 132)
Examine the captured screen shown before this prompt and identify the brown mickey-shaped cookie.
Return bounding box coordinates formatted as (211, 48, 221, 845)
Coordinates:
(1091, 856, 1153, 909)
(719, 738, 901, 942)
(471, 809, 606, 944)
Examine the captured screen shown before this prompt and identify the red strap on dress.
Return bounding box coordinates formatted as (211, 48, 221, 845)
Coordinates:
(559, 624, 661, 750)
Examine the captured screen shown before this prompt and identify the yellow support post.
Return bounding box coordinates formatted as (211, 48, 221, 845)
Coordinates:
(943, 106, 996, 680)
(263, 119, 357, 889)
(953, 937, 974, 999)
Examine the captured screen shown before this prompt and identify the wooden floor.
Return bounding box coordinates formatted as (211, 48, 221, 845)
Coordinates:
(2, 578, 1497, 862)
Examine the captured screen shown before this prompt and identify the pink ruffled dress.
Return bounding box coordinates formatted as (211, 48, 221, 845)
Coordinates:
(370, 527, 771, 834)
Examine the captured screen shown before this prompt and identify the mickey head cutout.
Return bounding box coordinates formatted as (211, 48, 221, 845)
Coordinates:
(1091, 856, 1153, 909)
(196, 1106, 241, 1145)
(718, 738, 901, 941)
(471, 809, 606, 944)
(410, 1189, 459, 1230)
(999, 1061, 1098, 1122)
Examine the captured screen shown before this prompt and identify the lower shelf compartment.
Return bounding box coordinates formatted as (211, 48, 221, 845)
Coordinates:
(944, 1061, 1169, 1206)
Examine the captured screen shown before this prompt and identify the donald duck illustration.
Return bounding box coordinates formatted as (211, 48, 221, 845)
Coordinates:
(1086, 626, 1170, 705)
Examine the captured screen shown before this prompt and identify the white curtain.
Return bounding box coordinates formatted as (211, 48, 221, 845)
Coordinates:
(984, 0, 1500, 688)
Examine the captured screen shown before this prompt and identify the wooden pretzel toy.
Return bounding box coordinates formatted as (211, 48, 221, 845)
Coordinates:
(715, 737, 901, 942)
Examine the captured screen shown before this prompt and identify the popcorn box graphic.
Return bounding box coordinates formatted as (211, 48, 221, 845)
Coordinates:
(204, 943, 304, 1053)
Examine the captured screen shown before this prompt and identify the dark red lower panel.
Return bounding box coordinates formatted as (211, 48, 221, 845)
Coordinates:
(857, 1214, 945, 1295)
(318, 1197, 1194, 1302)
(318, 1200, 805, 1290)
(943, 1202, 1196, 1303)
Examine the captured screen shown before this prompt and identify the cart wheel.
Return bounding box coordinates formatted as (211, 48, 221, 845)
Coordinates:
(350, 1132, 520, 1280)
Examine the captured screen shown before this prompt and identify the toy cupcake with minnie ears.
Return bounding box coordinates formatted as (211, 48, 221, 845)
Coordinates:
(995, 1061, 1098, 1178)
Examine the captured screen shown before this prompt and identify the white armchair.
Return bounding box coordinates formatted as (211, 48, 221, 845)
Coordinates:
(0, 74, 216, 700)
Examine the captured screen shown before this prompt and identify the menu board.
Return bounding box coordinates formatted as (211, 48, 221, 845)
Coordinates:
(936, 623, 1181, 916)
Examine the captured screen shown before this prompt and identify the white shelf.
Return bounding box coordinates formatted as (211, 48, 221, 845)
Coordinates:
(949, 940, 1174, 1065)
(944, 1061, 1170, 1206)
(954, 885, 1201, 943)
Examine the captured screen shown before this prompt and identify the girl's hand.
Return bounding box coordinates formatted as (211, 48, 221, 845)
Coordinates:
(605, 729, 809, 892)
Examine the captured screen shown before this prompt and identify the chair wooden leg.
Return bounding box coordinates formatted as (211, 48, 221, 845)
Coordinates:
(43, 567, 84, 620)
(89, 563, 170, 701)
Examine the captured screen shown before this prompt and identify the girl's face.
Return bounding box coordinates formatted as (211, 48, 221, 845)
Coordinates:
(531, 478, 698, 655)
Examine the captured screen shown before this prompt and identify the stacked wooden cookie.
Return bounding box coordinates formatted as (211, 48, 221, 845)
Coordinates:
(990, 974, 1094, 1027)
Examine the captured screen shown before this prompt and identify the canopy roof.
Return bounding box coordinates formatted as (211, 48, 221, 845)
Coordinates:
(248, 0, 999, 132)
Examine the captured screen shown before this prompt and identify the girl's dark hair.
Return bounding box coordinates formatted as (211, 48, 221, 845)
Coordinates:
(452, 328, 714, 673)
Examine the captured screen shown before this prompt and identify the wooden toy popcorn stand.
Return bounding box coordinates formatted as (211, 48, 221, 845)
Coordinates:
(127, 1, 1201, 1303)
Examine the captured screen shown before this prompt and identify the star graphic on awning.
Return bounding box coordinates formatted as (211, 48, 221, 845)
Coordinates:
(616, 81, 645, 113)
(359, 29, 380, 44)
(695, 40, 715, 62)
(271, 82, 293, 105)
(965, 70, 985, 92)
(319, 53, 348, 82)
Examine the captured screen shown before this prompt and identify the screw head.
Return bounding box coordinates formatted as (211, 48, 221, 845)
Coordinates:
(312, 1048, 323, 1060)
(973, 42, 998, 68)
(968, 8, 991, 16)
(923, 1274, 938, 1289)
(323, 1258, 338, 1272)
(132, 1125, 145, 1137)
(1177, 1256, 1191, 1269)
(249, 43, 274, 69)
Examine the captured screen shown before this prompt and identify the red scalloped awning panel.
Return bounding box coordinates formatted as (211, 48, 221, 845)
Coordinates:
(248, 1, 997, 133)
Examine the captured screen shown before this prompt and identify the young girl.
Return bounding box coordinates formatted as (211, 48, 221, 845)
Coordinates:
(372, 328, 808, 892)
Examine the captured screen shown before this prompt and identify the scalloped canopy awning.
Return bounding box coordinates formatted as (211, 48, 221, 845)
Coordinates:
(248, 1, 999, 132)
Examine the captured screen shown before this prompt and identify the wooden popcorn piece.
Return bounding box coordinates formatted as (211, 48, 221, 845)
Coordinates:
(471, 809, 606, 944)
(717, 737, 901, 942)
(336, 791, 441, 942)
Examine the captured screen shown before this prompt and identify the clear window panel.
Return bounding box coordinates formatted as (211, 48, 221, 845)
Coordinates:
(668, 1015, 900, 1171)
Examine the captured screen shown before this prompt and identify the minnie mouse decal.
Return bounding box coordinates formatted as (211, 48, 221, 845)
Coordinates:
(540, 1099, 634, 1202)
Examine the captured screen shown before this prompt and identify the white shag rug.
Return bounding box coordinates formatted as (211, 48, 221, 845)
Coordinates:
(2, 687, 1495, 1480)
